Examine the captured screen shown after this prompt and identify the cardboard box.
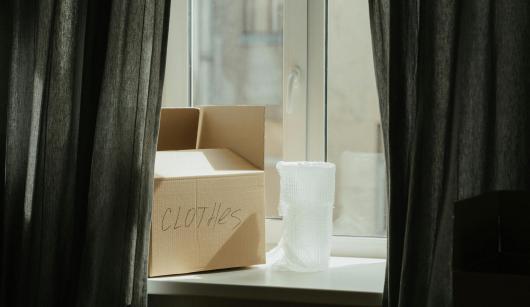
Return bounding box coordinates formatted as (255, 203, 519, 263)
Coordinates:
(149, 106, 266, 277)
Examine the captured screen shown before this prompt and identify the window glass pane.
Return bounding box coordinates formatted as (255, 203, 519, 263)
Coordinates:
(191, 0, 283, 106)
(327, 0, 387, 237)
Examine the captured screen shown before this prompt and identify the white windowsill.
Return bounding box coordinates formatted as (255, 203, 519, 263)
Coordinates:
(147, 256, 386, 306)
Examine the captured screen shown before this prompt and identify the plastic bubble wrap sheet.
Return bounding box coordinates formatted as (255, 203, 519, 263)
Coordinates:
(268, 161, 336, 272)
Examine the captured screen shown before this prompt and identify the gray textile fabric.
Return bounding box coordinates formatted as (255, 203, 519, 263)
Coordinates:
(0, 0, 169, 306)
(369, 0, 530, 306)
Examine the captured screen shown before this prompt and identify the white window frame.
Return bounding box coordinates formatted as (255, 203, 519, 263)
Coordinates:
(162, 0, 387, 259)
(161, 0, 189, 108)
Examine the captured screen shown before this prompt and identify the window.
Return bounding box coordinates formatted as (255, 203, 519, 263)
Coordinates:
(326, 0, 387, 237)
(162, 0, 387, 258)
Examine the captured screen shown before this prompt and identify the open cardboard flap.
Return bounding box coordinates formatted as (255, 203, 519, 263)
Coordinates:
(156, 106, 265, 169)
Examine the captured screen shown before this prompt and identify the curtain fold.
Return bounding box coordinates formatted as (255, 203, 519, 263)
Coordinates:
(0, 0, 170, 306)
(369, 0, 530, 306)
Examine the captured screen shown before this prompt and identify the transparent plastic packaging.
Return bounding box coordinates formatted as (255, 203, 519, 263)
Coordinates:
(268, 161, 336, 272)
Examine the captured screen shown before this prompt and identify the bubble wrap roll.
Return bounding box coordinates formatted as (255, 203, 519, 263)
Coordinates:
(268, 161, 336, 272)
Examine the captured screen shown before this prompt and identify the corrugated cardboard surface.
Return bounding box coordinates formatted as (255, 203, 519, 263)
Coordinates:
(157, 108, 199, 151)
(157, 106, 265, 169)
(150, 107, 265, 277)
(197, 106, 265, 170)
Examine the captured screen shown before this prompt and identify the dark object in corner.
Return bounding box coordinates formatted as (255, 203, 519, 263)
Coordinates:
(454, 191, 530, 307)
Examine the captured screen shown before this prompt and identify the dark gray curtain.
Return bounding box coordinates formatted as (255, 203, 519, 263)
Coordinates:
(369, 0, 530, 306)
(0, 0, 169, 306)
